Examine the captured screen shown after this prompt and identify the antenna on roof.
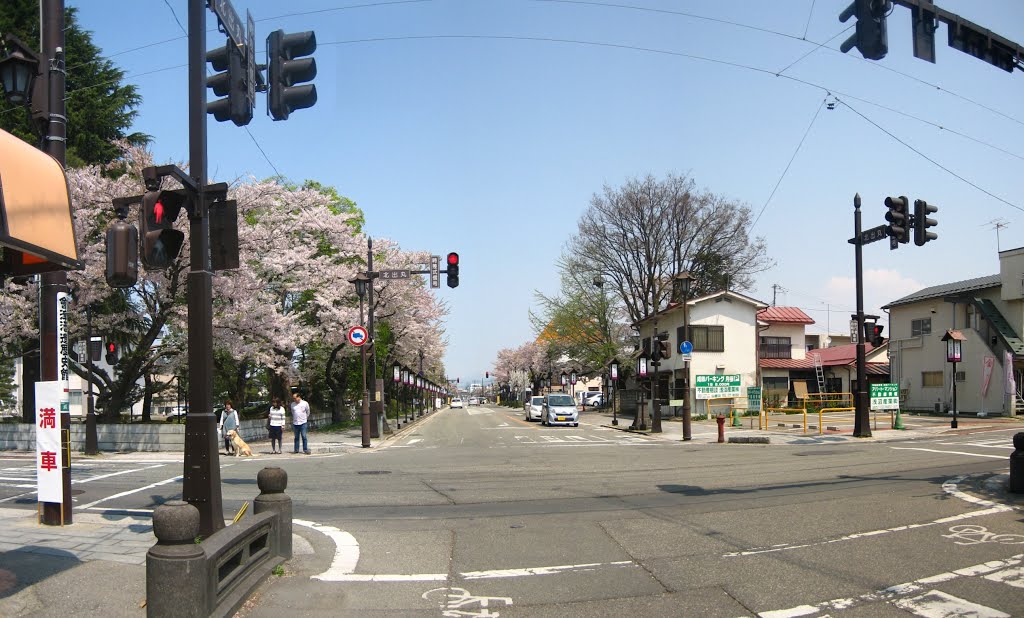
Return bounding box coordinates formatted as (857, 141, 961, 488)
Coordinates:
(984, 219, 1009, 252)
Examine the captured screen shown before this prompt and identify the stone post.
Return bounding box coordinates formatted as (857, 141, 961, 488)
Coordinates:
(146, 500, 207, 617)
(254, 466, 292, 559)
(1010, 432, 1024, 494)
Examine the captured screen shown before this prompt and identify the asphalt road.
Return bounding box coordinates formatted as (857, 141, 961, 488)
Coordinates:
(3, 405, 1023, 617)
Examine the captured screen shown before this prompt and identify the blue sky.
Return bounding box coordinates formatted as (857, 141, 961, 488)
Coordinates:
(68, 0, 1024, 383)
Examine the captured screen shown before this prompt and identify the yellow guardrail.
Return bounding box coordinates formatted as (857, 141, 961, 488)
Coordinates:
(817, 407, 855, 434)
(761, 407, 807, 432)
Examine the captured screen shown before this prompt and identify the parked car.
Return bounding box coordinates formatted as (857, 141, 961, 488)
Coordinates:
(525, 396, 544, 422)
(450, 397, 464, 409)
(542, 393, 579, 427)
(468, 397, 480, 406)
(582, 392, 604, 407)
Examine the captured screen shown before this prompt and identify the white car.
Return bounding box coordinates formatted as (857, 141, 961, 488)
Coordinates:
(468, 397, 480, 406)
(450, 398, 464, 409)
(525, 396, 544, 421)
(542, 393, 579, 427)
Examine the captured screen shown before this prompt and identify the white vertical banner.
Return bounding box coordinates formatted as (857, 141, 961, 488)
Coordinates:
(981, 356, 995, 397)
(1006, 351, 1016, 395)
(35, 381, 63, 504)
(57, 292, 71, 414)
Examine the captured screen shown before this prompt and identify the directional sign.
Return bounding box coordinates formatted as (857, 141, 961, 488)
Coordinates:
(379, 269, 411, 280)
(850, 319, 859, 344)
(209, 0, 245, 47)
(429, 256, 440, 289)
(679, 340, 693, 355)
(347, 326, 368, 347)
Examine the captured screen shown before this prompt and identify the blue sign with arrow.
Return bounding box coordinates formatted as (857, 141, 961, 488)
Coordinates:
(679, 341, 693, 355)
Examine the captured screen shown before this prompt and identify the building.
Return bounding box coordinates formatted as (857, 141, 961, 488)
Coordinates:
(882, 247, 1023, 416)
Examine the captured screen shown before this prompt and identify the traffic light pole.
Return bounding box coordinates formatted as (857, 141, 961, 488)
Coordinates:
(183, 0, 225, 538)
(852, 194, 872, 438)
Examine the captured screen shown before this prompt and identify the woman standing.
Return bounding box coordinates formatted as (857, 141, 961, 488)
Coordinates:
(267, 398, 286, 454)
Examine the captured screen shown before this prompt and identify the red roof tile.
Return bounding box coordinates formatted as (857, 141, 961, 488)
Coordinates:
(757, 306, 815, 324)
(760, 358, 815, 370)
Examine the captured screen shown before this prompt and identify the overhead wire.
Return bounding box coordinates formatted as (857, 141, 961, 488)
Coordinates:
(751, 97, 827, 230)
(836, 96, 1023, 213)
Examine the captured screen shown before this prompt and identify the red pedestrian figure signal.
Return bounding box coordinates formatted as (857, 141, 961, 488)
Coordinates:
(154, 200, 165, 224)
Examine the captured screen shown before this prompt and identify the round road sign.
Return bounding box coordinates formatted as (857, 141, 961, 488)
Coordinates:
(679, 340, 693, 355)
(347, 326, 368, 347)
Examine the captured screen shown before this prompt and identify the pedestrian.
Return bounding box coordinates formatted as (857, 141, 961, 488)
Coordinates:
(219, 400, 239, 455)
(291, 391, 311, 455)
(267, 398, 286, 454)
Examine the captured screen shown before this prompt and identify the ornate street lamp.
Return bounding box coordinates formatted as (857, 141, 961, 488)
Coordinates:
(0, 35, 41, 106)
(348, 272, 372, 448)
(942, 329, 966, 429)
(610, 358, 620, 426)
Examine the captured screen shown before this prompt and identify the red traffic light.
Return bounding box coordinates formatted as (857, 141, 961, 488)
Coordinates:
(106, 342, 116, 353)
(447, 252, 459, 265)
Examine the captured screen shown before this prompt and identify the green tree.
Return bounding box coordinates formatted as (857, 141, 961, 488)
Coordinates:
(0, 1, 147, 167)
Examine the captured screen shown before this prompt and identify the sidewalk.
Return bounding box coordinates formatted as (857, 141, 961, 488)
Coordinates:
(586, 408, 1022, 445)
(0, 411, 435, 617)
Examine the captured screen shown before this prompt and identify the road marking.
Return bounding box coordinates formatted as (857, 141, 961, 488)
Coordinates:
(726, 476, 1012, 557)
(892, 590, 1010, 618)
(759, 553, 1022, 617)
(890, 447, 1007, 459)
(77, 474, 184, 510)
(73, 464, 166, 484)
(984, 566, 1024, 588)
(295, 519, 638, 583)
(407, 438, 422, 445)
(935, 442, 1013, 449)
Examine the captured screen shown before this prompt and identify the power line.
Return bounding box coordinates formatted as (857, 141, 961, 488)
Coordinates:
(751, 97, 826, 230)
(775, 25, 851, 76)
(837, 96, 1024, 213)
(802, 0, 817, 40)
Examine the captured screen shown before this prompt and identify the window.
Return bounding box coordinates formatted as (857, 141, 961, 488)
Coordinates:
(759, 336, 792, 359)
(955, 371, 966, 382)
(911, 318, 932, 337)
(688, 325, 724, 352)
(922, 371, 943, 387)
(825, 377, 843, 393)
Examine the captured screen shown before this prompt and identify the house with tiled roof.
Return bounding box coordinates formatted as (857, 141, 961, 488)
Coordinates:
(881, 247, 1024, 416)
(757, 307, 889, 405)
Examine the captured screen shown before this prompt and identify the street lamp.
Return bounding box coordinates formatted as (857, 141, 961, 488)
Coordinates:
(942, 329, 965, 429)
(0, 35, 41, 106)
(674, 271, 694, 441)
(349, 273, 371, 448)
(570, 369, 578, 403)
(610, 358, 620, 425)
(392, 362, 401, 427)
(560, 371, 567, 392)
(635, 353, 649, 430)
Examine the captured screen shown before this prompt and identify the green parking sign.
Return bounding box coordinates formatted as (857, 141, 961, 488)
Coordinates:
(695, 374, 741, 399)
(870, 383, 900, 410)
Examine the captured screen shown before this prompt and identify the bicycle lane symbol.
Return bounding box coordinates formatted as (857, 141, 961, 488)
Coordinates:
(422, 587, 513, 617)
(943, 525, 1024, 546)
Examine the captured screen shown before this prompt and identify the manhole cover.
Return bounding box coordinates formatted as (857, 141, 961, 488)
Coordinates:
(356, 470, 392, 475)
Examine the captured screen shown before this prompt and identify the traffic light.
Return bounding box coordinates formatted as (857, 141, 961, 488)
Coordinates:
(207, 40, 252, 126)
(105, 217, 138, 288)
(104, 341, 118, 366)
(139, 189, 187, 270)
(884, 195, 910, 245)
(868, 324, 884, 347)
(446, 252, 460, 288)
(88, 337, 102, 363)
(485, 372, 490, 379)
(657, 338, 672, 361)
(267, 30, 317, 121)
(913, 199, 938, 246)
(839, 0, 890, 61)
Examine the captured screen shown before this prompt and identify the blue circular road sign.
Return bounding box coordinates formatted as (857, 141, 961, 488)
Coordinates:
(679, 341, 693, 355)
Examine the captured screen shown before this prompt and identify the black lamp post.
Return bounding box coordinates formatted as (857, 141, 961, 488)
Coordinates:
(0, 35, 41, 107)
(610, 358, 619, 425)
(560, 371, 567, 392)
(349, 273, 371, 448)
(392, 362, 401, 427)
(674, 271, 694, 441)
(570, 369, 578, 405)
(942, 329, 965, 429)
(635, 353, 649, 430)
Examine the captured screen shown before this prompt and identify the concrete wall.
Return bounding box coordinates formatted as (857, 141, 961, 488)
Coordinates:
(0, 411, 334, 452)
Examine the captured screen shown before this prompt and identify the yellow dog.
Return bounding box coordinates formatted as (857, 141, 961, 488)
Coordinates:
(226, 429, 253, 457)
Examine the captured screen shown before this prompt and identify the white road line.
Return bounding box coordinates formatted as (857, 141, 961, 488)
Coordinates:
(461, 561, 634, 580)
(0, 489, 37, 503)
(890, 447, 1007, 459)
(936, 442, 1013, 450)
(759, 554, 1023, 617)
(77, 474, 183, 510)
(73, 463, 166, 484)
(726, 476, 1012, 557)
(294, 519, 361, 581)
(407, 438, 422, 445)
(83, 507, 154, 515)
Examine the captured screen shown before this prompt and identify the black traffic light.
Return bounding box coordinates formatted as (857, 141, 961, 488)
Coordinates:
(839, 0, 890, 61)
(658, 338, 671, 361)
(88, 337, 102, 363)
(140, 189, 187, 270)
(446, 252, 460, 288)
(884, 195, 910, 246)
(207, 40, 252, 126)
(867, 324, 884, 347)
(105, 217, 138, 288)
(105, 341, 118, 366)
(267, 30, 317, 121)
(913, 199, 938, 246)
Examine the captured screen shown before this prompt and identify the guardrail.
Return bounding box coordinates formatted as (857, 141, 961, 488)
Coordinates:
(761, 407, 807, 432)
(146, 467, 292, 618)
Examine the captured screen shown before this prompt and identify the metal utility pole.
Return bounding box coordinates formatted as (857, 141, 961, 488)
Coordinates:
(37, 0, 71, 526)
(367, 238, 381, 438)
(181, 0, 224, 537)
(852, 194, 871, 438)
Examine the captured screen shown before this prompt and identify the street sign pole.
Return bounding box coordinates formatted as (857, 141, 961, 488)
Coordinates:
(852, 194, 871, 437)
